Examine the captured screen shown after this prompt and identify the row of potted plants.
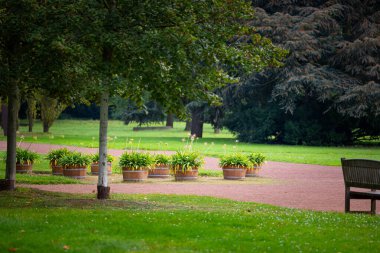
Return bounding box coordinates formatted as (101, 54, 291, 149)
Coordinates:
(14, 148, 266, 181)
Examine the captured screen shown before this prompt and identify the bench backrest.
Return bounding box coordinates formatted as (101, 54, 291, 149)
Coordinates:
(341, 158, 380, 190)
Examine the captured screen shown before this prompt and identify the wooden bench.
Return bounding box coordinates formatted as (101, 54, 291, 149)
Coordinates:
(341, 158, 380, 214)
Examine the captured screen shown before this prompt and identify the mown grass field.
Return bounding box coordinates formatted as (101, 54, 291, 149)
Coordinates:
(0, 188, 379, 253)
(1, 120, 379, 166)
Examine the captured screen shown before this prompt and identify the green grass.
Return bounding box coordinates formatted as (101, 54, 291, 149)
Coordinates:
(0, 188, 379, 252)
(2, 120, 380, 166)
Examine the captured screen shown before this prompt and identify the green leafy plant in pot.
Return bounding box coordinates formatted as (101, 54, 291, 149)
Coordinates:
(16, 148, 39, 174)
(58, 152, 91, 179)
(46, 148, 71, 175)
(170, 151, 203, 181)
(119, 152, 154, 182)
(149, 154, 171, 178)
(219, 153, 252, 180)
(90, 153, 114, 175)
(246, 153, 266, 177)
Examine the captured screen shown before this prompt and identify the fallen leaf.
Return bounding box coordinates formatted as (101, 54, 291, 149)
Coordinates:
(63, 245, 70, 250)
(8, 248, 17, 252)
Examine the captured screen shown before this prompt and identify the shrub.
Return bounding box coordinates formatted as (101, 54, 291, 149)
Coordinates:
(91, 153, 114, 163)
(119, 152, 154, 170)
(58, 152, 91, 167)
(170, 151, 203, 172)
(154, 154, 170, 166)
(46, 148, 71, 165)
(219, 153, 251, 168)
(16, 148, 39, 164)
(247, 153, 266, 167)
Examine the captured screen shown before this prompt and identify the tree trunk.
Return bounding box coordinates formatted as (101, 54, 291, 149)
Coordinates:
(97, 91, 110, 199)
(184, 120, 191, 131)
(214, 128, 221, 134)
(43, 122, 50, 133)
(191, 108, 204, 138)
(1, 83, 19, 191)
(1, 104, 8, 136)
(40, 96, 66, 134)
(27, 96, 36, 132)
(166, 113, 174, 128)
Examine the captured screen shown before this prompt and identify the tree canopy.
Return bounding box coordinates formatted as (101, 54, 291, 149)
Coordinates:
(222, 0, 380, 145)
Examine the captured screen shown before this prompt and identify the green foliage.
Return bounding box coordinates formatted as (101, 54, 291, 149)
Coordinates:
(57, 152, 91, 167)
(123, 99, 165, 127)
(119, 152, 154, 170)
(46, 148, 71, 165)
(222, 0, 380, 145)
(153, 154, 170, 166)
(15, 148, 39, 164)
(91, 153, 114, 163)
(247, 153, 266, 167)
(170, 151, 203, 172)
(219, 153, 251, 168)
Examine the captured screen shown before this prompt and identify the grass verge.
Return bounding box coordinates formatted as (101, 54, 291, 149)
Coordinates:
(2, 120, 379, 166)
(0, 188, 379, 252)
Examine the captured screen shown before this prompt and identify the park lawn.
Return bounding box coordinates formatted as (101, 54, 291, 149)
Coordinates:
(1, 120, 379, 166)
(0, 188, 379, 253)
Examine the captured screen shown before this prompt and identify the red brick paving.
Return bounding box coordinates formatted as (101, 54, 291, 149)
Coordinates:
(1, 141, 378, 213)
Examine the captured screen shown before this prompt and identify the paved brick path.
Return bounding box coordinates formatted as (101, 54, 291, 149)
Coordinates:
(1, 141, 378, 213)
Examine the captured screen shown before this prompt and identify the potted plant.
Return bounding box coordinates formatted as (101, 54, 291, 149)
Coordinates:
(46, 148, 71, 175)
(246, 153, 266, 177)
(119, 152, 154, 181)
(90, 153, 114, 175)
(219, 153, 251, 180)
(58, 152, 91, 179)
(170, 151, 203, 181)
(16, 148, 39, 174)
(149, 154, 170, 178)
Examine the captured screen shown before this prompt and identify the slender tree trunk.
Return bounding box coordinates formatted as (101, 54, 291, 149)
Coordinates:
(27, 96, 36, 132)
(184, 120, 191, 131)
(43, 122, 50, 133)
(1, 104, 8, 136)
(1, 83, 19, 190)
(214, 128, 221, 134)
(166, 113, 174, 128)
(97, 91, 110, 199)
(191, 108, 204, 138)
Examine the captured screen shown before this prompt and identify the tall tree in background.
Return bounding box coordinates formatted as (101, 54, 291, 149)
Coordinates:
(223, 0, 380, 145)
(39, 96, 67, 133)
(26, 95, 37, 132)
(0, 1, 90, 190)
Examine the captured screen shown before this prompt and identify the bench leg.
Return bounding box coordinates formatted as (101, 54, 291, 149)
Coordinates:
(371, 189, 376, 215)
(345, 187, 350, 213)
(371, 200, 376, 215)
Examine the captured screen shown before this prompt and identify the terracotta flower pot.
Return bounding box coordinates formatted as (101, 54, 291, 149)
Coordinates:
(148, 165, 170, 178)
(16, 162, 33, 174)
(51, 164, 63, 176)
(63, 165, 87, 179)
(122, 167, 149, 182)
(222, 166, 247, 180)
(174, 167, 198, 181)
(90, 162, 112, 175)
(246, 166, 261, 177)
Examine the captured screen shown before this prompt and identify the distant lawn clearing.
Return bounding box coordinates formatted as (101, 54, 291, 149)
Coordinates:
(1, 120, 379, 166)
(0, 188, 379, 252)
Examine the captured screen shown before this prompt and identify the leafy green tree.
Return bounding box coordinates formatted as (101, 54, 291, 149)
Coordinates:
(0, 1, 90, 190)
(76, 0, 285, 198)
(223, 0, 380, 145)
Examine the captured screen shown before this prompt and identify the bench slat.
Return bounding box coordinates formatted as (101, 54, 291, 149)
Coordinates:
(341, 158, 380, 190)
